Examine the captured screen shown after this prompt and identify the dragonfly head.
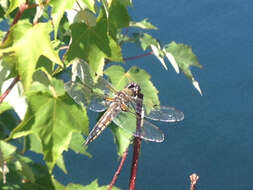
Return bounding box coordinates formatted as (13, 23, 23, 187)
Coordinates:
(126, 82, 141, 97)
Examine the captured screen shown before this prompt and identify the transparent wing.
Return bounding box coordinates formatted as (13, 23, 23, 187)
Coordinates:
(144, 105, 184, 122)
(65, 59, 118, 112)
(112, 110, 164, 142)
(64, 81, 109, 112)
(131, 98, 184, 122)
(74, 58, 117, 96)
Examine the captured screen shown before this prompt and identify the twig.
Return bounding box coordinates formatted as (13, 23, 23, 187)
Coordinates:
(2, 2, 38, 43)
(0, 77, 19, 104)
(129, 137, 142, 190)
(2, 3, 28, 43)
(108, 150, 129, 190)
(123, 51, 153, 61)
(2, 161, 8, 184)
(59, 45, 70, 51)
(189, 173, 199, 190)
(129, 92, 144, 190)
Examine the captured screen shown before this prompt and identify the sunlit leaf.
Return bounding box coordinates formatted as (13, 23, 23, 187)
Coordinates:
(74, 9, 96, 27)
(132, 32, 158, 50)
(0, 140, 16, 160)
(150, 44, 167, 70)
(108, 0, 130, 38)
(56, 154, 67, 174)
(65, 17, 122, 79)
(164, 41, 203, 94)
(5, 0, 26, 16)
(0, 21, 63, 91)
(25, 133, 70, 174)
(101, 0, 109, 18)
(8, 80, 89, 171)
(110, 122, 131, 156)
(0, 102, 12, 114)
(49, 0, 76, 39)
(130, 19, 158, 30)
(52, 178, 66, 190)
(69, 132, 91, 157)
(164, 51, 179, 73)
(81, 0, 96, 13)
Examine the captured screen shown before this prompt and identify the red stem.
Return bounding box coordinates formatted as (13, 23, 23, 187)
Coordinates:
(129, 137, 142, 190)
(129, 92, 144, 190)
(0, 77, 19, 104)
(2, 3, 28, 43)
(2, 2, 39, 43)
(108, 150, 129, 190)
(123, 51, 153, 61)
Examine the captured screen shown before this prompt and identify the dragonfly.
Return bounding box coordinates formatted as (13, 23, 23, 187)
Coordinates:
(65, 60, 184, 145)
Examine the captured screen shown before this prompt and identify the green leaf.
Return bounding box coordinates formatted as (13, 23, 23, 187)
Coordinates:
(110, 122, 131, 156)
(104, 65, 159, 155)
(0, 21, 63, 91)
(0, 5, 5, 19)
(132, 32, 159, 51)
(81, 0, 96, 13)
(66, 179, 120, 190)
(49, 0, 76, 39)
(0, 107, 20, 139)
(25, 133, 42, 154)
(5, 0, 26, 16)
(8, 80, 89, 172)
(65, 17, 122, 79)
(15, 154, 36, 183)
(164, 41, 203, 94)
(130, 19, 158, 30)
(108, 0, 130, 39)
(117, 0, 132, 7)
(65, 21, 108, 79)
(150, 44, 167, 70)
(56, 154, 67, 174)
(0, 140, 16, 160)
(52, 178, 66, 190)
(25, 133, 69, 174)
(74, 9, 96, 27)
(69, 132, 91, 157)
(0, 102, 12, 114)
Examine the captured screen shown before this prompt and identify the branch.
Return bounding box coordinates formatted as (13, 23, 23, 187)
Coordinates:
(129, 137, 142, 190)
(189, 173, 199, 190)
(129, 92, 144, 190)
(0, 77, 19, 104)
(123, 51, 153, 61)
(2, 2, 39, 43)
(108, 150, 129, 190)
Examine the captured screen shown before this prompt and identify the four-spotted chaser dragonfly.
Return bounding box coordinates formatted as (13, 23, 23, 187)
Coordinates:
(65, 60, 184, 145)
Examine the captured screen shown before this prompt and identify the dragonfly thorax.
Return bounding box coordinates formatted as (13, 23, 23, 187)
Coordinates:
(125, 82, 141, 98)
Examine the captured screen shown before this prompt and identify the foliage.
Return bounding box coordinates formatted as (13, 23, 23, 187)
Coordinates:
(0, 0, 202, 189)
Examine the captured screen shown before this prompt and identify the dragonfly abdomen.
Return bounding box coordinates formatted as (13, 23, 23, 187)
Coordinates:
(84, 103, 121, 145)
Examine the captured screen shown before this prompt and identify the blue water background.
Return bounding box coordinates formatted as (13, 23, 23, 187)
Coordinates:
(54, 1, 253, 190)
(1, 0, 247, 190)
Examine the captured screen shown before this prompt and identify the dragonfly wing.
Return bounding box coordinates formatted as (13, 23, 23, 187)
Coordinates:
(112, 111, 164, 142)
(65, 81, 108, 112)
(129, 97, 184, 122)
(74, 59, 115, 97)
(145, 105, 184, 122)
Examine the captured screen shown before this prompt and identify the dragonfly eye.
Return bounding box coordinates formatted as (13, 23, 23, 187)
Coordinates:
(126, 82, 141, 96)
